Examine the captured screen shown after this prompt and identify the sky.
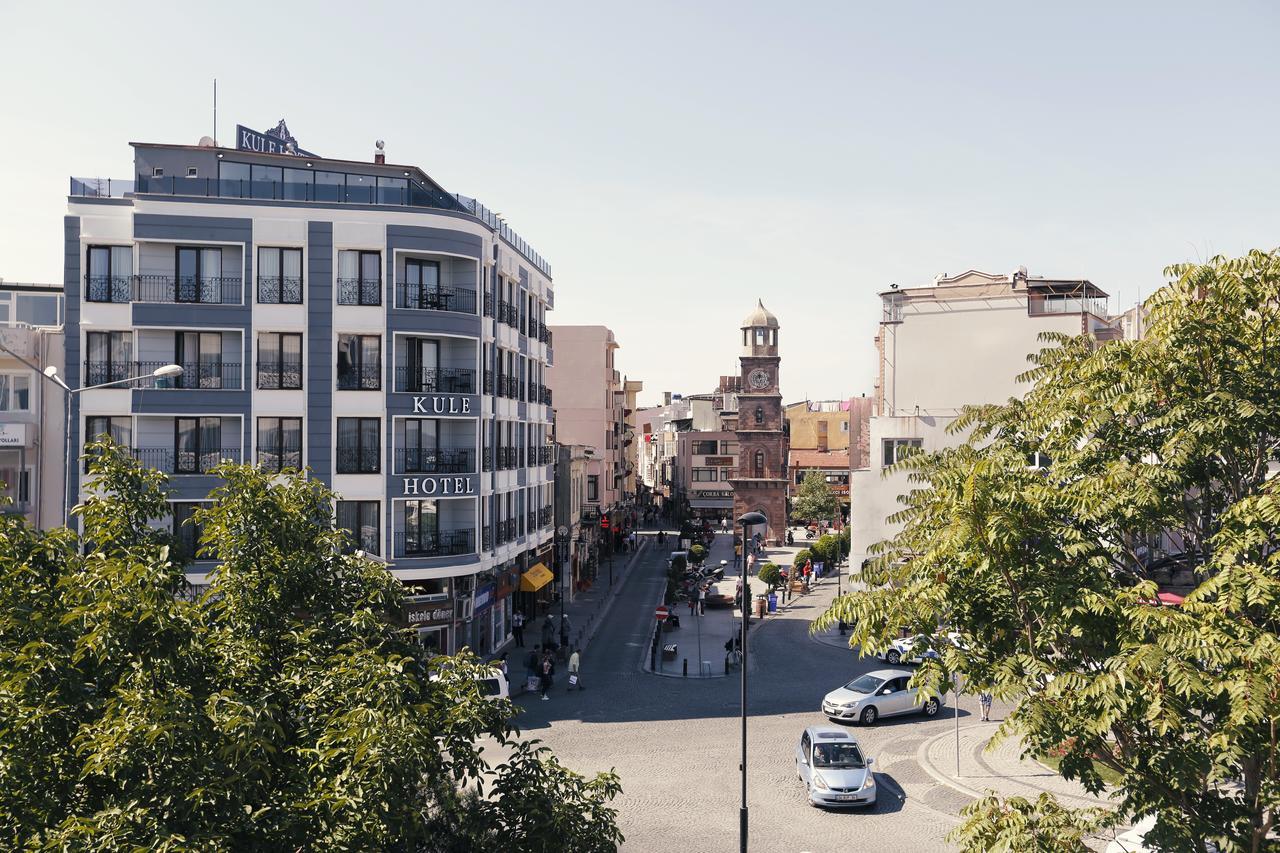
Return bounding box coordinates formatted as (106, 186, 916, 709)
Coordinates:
(3, 1, 1278, 406)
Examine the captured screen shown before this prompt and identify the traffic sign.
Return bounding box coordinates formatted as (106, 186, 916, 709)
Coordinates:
(655, 606, 669, 621)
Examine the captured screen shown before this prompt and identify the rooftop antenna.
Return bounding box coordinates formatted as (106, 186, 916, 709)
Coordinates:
(212, 78, 217, 147)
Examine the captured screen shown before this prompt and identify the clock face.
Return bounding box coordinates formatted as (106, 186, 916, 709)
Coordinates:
(748, 368, 770, 389)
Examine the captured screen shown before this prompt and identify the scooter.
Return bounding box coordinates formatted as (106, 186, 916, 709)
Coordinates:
(805, 528, 816, 540)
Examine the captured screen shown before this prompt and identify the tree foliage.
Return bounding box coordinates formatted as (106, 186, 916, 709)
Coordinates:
(0, 441, 623, 851)
(757, 563, 783, 590)
(818, 250, 1280, 852)
(790, 469, 839, 523)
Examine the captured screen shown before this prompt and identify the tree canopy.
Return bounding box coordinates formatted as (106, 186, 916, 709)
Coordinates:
(790, 470, 839, 523)
(0, 444, 623, 851)
(818, 250, 1280, 852)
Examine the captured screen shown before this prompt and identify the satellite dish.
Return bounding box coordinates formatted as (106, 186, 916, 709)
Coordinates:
(197, 135, 215, 147)
(375, 140, 385, 150)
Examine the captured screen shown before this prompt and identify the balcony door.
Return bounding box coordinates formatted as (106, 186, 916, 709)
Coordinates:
(404, 418, 438, 473)
(85, 331, 132, 386)
(404, 259, 441, 309)
(175, 332, 224, 389)
(175, 417, 222, 474)
(406, 338, 439, 393)
(404, 499, 439, 555)
(175, 247, 224, 303)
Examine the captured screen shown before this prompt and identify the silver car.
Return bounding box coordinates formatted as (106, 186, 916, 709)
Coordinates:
(821, 668, 943, 725)
(794, 726, 876, 807)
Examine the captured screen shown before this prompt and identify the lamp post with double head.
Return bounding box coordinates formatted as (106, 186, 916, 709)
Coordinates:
(735, 509, 766, 853)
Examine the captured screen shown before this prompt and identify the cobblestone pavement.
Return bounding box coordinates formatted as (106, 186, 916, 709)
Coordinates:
(512, 532, 983, 853)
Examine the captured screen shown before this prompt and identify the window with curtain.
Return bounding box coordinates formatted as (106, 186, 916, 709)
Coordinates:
(257, 247, 303, 304)
(403, 499, 439, 555)
(85, 331, 133, 386)
(175, 246, 226, 303)
(86, 245, 133, 302)
(175, 332, 225, 389)
(171, 501, 208, 561)
(337, 250, 381, 305)
(403, 258, 441, 309)
(257, 417, 302, 472)
(175, 417, 224, 474)
(337, 334, 381, 390)
(337, 500, 380, 555)
(0, 374, 31, 412)
(336, 417, 380, 473)
(257, 332, 302, 390)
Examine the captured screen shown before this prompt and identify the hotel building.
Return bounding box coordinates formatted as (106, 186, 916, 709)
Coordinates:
(65, 134, 556, 655)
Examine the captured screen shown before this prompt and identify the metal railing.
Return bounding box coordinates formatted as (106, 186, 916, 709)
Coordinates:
(497, 301, 519, 328)
(483, 292, 495, 317)
(497, 447, 519, 470)
(526, 446, 537, 467)
(136, 360, 242, 390)
(335, 447, 381, 474)
(497, 519, 516, 544)
(542, 386, 553, 406)
(132, 447, 241, 474)
(482, 447, 493, 472)
(503, 376, 520, 398)
(395, 283, 477, 314)
(135, 274, 242, 305)
(335, 277, 382, 306)
(256, 447, 303, 472)
(85, 274, 132, 303)
(257, 359, 303, 390)
(257, 276, 303, 304)
(394, 529, 475, 558)
(483, 368, 494, 395)
(393, 366, 475, 394)
(337, 364, 382, 391)
(395, 448, 474, 474)
(82, 360, 134, 387)
(482, 527, 493, 551)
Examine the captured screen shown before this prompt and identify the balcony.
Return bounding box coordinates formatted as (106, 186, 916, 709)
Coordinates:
(393, 366, 475, 394)
(526, 446, 537, 468)
(497, 301, 519, 328)
(527, 511, 537, 531)
(337, 364, 382, 391)
(85, 274, 132, 303)
(542, 387, 553, 406)
(497, 519, 516, 545)
(539, 326, 552, 346)
(394, 529, 475, 558)
(482, 448, 493, 472)
(482, 527, 493, 551)
(539, 446, 554, 465)
(256, 446, 303, 472)
(135, 275, 242, 305)
(336, 278, 381, 307)
(257, 359, 303, 390)
(335, 447, 381, 475)
(394, 448, 475, 475)
(502, 376, 520, 399)
(395, 283, 477, 314)
(497, 447, 519, 471)
(483, 368, 494, 395)
(257, 276, 303, 304)
(483, 292, 495, 318)
(140, 360, 241, 390)
(527, 319, 538, 340)
(132, 447, 242, 475)
(539, 505, 552, 527)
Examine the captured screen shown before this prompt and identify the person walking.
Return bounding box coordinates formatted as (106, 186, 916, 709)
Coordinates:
(512, 610, 526, 647)
(497, 653, 509, 685)
(541, 615, 555, 650)
(525, 644, 541, 682)
(559, 614, 572, 651)
(979, 690, 994, 722)
(539, 655, 554, 700)
(567, 646, 583, 691)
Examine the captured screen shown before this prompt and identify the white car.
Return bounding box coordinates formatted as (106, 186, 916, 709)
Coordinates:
(822, 668, 943, 725)
(878, 632, 963, 665)
(1105, 816, 1221, 853)
(794, 726, 876, 807)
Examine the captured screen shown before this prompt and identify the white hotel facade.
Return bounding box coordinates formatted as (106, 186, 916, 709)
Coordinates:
(66, 134, 556, 655)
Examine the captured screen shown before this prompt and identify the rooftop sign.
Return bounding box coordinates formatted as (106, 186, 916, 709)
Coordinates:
(235, 120, 317, 157)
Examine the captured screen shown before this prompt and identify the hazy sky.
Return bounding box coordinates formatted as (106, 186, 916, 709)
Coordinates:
(4, 2, 1278, 406)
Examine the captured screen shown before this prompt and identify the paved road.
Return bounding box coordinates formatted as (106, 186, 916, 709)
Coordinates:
(513, 534, 975, 853)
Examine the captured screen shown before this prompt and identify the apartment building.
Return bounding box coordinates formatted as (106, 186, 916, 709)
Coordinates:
(65, 131, 556, 655)
(848, 268, 1116, 570)
(785, 399, 856, 519)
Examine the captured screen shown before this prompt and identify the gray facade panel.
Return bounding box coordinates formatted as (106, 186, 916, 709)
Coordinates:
(64, 217, 81, 523)
(130, 389, 251, 413)
(390, 553, 481, 572)
(307, 222, 334, 484)
(385, 309, 481, 339)
(133, 213, 253, 244)
(387, 224, 483, 260)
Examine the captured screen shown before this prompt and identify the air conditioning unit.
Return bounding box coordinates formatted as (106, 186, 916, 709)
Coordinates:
(457, 598, 474, 622)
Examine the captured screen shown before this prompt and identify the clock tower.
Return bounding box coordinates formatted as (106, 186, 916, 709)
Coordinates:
(729, 299, 789, 546)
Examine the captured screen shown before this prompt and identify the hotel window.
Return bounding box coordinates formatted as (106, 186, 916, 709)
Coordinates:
(257, 332, 302, 390)
(84, 331, 133, 386)
(336, 417, 380, 474)
(402, 258, 442, 310)
(175, 417, 224, 474)
(692, 440, 718, 456)
(587, 475, 599, 502)
(337, 250, 381, 306)
(257, 247, 303, 304)
(175, 332, 226, 389)
(171, 502, 208, 562)
(174, 246, 228, 303)
(86, 245, 133, 302)
(402, 499, 440, 555)
(692, 467, 718, 482)
(337, 334, 381, 390)
(882, 438, 923, 467)
(256, 417, 302, 472)
(84, 416, 132, 470)
(0, 373, 31, 412)
(337, 500, 380, 555)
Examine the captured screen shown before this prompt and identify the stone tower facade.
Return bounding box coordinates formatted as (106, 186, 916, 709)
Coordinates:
(729, 300, 789, 545)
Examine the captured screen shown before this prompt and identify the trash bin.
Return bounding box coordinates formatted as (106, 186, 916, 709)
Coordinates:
(767, 592, 778, 613)
(753, 596, 766, 618)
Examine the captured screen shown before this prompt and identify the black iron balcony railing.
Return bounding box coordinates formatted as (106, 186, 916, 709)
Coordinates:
(482, 368, 494, 395)
(518, 447, 526, 468)
(539, 326, 552, 345)
(527, 511, 537, 532)
(132, 447, 241, 475)
(539, 446, 554, 465)
(335, 277, 381, 306)
(256, 447, 303, 472)
(498, 301, 519, 328)
(256, 359, 303, 390)
(82, 360, 134, 387)
(337, 364, 382, 391)
(393, 366, 475, 394)
(483, 292, 495, 318)
(503, 376, 520, 398)
(135, 274, 242, 305)
(395, 529, 475, 558)
(136, 360, 241, 390)
(543, 387, 553, 406)
(527, 319, 538, 340)
(539, 506, 552, 527)
(482, 447, 493, 472)
(482, 526, 493, 551)
(526, 446, 537, 468)
(257, 275, 303, 304)
(335, 446, 381, 474)
(498, 519, 516, 544)
(497, 447, 519, 470)
(395, 448, 474, 475)
(395, 283, 477, 314)
(85, 274, 132, 303)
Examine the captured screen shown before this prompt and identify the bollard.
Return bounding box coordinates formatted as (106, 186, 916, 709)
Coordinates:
(683, 658, 688, 677)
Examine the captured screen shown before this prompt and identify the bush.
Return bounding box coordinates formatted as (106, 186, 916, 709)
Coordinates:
(758, 563, 782, 590)
(688, 544, 707, 565)
(792, 548, 812, 568)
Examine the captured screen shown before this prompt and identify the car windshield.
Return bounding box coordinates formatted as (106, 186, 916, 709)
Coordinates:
(844, 674, 884, 694)
(812, 742, 865, 768)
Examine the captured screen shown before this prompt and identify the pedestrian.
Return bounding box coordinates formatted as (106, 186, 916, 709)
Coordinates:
(699, 585, 706, 615)
(688, 595, 696, 616)
(721, 517, 729, 533)
(512, 610, 525, 647)
(559, 613, 572, 650)
(568, 646, 583, 691)
(497, 653, 509, 683)
(541, 615, 555, 650)
(539, 655, 553, 700)
(525, 644, 541, 680)
(979, 690, 993, 722)
(628, 530, 637, 550)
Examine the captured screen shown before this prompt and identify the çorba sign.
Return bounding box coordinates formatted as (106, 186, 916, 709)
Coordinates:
(235, 119, 317, 157)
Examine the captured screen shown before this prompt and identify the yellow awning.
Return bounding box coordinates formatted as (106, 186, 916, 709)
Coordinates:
(520, 562, 554, 592)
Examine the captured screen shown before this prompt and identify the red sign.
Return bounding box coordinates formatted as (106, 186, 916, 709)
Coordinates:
(655, 606, 669, 621)
(601, 516, 611, 530)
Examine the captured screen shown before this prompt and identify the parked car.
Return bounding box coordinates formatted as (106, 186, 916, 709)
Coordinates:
(794, 726, 876, 807)
(878, 632, 964, 665)
(821, 668, 943, 725)
(1104, 815, 1221, 853)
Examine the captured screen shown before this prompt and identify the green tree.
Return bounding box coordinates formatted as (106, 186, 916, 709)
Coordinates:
(757, 563, 783, 591)
(688, 543, 707, 565)
(0, 441, 623, 852)
(790, 470, 839, 524)
(818, 250, 1280, 853)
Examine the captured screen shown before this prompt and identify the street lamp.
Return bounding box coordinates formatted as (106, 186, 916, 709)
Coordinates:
(40, 362, 184, 528)
(735, 509, 766, 853)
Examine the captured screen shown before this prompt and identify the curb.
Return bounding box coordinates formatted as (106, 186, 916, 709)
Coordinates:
(578, 540, 648, 656)
(915, 725, 991, 801)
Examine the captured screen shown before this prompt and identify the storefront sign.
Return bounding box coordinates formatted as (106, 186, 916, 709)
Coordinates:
(235, 120, 316, 157)
(411, 395, 472, 415)
(704, 456, 735, 467)
(404, 603, 453, 626)
(695, 489, 734, 499)
(400, 475, 477, 496)
(0, 424, 27, 447)
(474, 583, 494, 613)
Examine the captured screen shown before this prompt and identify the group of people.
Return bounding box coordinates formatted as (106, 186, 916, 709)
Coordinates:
(523, 643, 583, 699)
(511, 610, 572, 651)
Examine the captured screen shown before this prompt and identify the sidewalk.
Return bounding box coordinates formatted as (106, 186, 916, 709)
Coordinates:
(645, 529, 745, 678)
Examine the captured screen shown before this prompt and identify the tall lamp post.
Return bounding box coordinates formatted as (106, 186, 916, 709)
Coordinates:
(735, 509, 766, 853)
(0, 342, 182, 529)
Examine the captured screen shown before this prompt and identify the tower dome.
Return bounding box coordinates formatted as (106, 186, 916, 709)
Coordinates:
(741, 298, 779, 329)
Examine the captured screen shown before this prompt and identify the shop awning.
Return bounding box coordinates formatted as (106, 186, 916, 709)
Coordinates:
(520, 562, 554, 592)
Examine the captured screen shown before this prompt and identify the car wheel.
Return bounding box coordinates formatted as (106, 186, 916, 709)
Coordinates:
(860, 706, 878, 725)
(886, 649, 901, 665)
(923, 698, 940, 717)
